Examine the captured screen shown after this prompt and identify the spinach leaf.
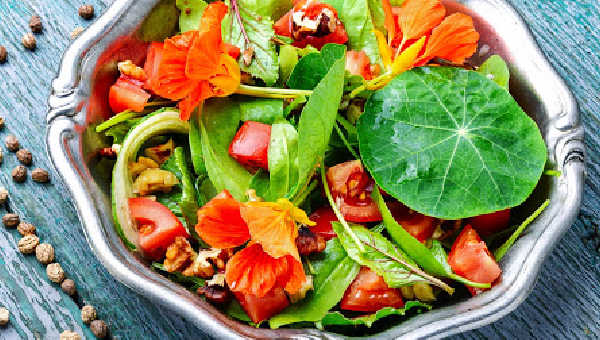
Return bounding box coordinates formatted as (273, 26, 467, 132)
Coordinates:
(176, 0, 207, 32)
(358, 67, 547, 219)
(267, 123, 299, 200)
(478, 55, 510, 90)
(139, 0, 180, 41)
(189, 114, 206, 175)
(200, 98, 253, 201)
(287, 44, 347, 90)
(223, 0, 279, 85)
(249, 169, 271, 199)
(239, 98, 284, 124)
(331, 222, 428, 288)
(317, 301, 431, 328)
(372, 189, 491, 289)
(322, 0, 381, 64)
(269, 238, 360, 329)
(291, 53, 346, 198)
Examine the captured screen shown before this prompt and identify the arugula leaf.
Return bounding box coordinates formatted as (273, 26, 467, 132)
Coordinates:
(478, 55, 510, 90)
(239, 98, 285, 124)
(223, 0, 279, 86)
(317, 301, 431, 328)
(139, 0, 180, 41)
(269, 238, 360, 329)
(200, 98, 253, 201)
(267, 123, 299, 200)
(358, 67, 547, 219)
(332, 222, 429, 287)
(176, 0, 207, 32)
(290, 52, 346, 198)
(322, 0, 381, 64)
(372, 189, 491, 289)
(287, 44, 347, 90)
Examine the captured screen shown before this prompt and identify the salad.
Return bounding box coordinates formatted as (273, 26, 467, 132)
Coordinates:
(97, 0, 551, 333)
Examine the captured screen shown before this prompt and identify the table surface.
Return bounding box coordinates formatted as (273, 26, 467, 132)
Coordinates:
(0, 0, 599, 339)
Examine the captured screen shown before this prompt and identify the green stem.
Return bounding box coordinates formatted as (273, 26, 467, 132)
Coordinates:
(449, 274, 491, 289)
(292, 180, 317, 207)
(494, 199, 550, 261)
(320, 166, 365, 252)
(236, 85, 313, 99)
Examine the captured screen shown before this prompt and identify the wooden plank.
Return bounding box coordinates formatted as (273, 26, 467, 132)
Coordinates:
(0, 0, 597, 339)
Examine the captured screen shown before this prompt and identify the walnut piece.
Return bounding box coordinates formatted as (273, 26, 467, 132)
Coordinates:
(163, 237, 194, 272)
(17, 222, 36, 236)
(35, 243, 55, 264)
(118, 60, 147, 81)
(181, 248, 219, 278)
(47, 263, 65, 283)
(132, 169, 179, 195)
(81, 305, 97, 324)
(18, 234, 39, 254)
(128, 156, 159, 179)
(0, 187, 8, 205)
(295, 227, 326, 255)
(144, 139, 174, 164)
(198, 284, 231, 305)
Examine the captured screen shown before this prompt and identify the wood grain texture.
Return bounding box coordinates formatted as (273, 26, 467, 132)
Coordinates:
(0, 0, 598, 339)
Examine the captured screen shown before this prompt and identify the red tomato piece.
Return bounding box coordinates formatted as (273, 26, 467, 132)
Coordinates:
(108, 75, 151, 114)
(129, 197, 189, 260)
(273, 11, 292, 37)
(340, 267, 404, 312)
(327, 160, 382, 223)
(234, 287, 290, 324)
(388, 202, 438, 243)
(229, 121, 272, 170)
(448, 225, 501, 285)
(468, 209, 511, 237)
(309, 207, 338, 240)
(346, 50, 373, 80)
(143, 42, 164, 92)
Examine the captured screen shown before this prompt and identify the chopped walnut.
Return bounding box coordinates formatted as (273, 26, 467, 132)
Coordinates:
(289, 275, 313, 303)
(182, 248, 219, 278)
(163, 237, 194, 272)
(295, 227, 326, 255)
(144, 139, 174, 165)
(206, 273, 226, 287)
(117, 60, 147, 81)
(128, 156, 159, 179)
(198, 284, 231, 304)
(132, 169, 179, 195)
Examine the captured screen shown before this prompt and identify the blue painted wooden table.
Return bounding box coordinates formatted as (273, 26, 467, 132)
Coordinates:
(0, 0, 598, 339)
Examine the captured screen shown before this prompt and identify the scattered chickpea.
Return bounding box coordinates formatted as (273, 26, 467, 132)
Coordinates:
(59, 330, 81, 340)
(35, 243, 55, 264)
(78, 5, 95, 20)
(0, 187, 8, 205)
(2, 213, 20, 228)
(29, 15, 43, 33)
(5, 135, 19, 152)
(0, 46, 7, 64)
(12, 165, 27, 183)
(17, 222, 36, 236)
(90, 320, 108, 339)
(70, 27, 84, 40)
(46, 263, 65, 283)
(81, 305, 97, 324)
(61, 279, 77, 296)
(0, 148, 3, 164)
(22, 33, 36, 51)
(16, 148, 32, 165)
(32, 168, 50, 183)
(0, 307, 9, 326)
(18, 234, 39, 254)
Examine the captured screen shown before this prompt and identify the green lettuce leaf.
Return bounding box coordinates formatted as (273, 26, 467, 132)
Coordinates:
(478, 54, 510, 90)
(223, 0, 279, 85)
(96, 111, 144, 144)
(267, 123, 299, 200)
(139, 0, 180, 41)
(200, 98, 253, 200)
(287, 44, 346, 90)
(322, 0, 381, 64)
(177, 0, 207, 32)
(269, 238, 360, 329)
(358, 67, 547, 219)
(317, 301, 430, 328)
(239, 98, 285, 124)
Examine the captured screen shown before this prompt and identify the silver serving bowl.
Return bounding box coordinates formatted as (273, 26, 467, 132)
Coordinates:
(45, 0, 585, 338)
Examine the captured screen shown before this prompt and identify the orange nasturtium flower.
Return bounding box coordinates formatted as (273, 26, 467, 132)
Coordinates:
(195, 191, 314, 298)
(150, 2, 241, 120)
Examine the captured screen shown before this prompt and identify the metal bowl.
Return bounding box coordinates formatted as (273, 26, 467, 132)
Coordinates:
(45, 0, 585, 338)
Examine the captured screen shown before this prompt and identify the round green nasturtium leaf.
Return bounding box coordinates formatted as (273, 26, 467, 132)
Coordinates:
(357, 67, 547, 219)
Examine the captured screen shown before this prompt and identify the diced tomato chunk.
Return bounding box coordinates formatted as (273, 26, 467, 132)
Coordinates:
(327, 160, 382, 223)
(109, 75, 151, 114)
(340, 267, 404, 312)
(229, 121, 272, 170)
(388, 202, 438, 243)
(234, 287, 290, 324)
(129, 197, 189, 259)
(309, 207, 338, 240)
(468, 209, 511, 237)
(346, 50, 374, 80)
(448, 225, 501, 286)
